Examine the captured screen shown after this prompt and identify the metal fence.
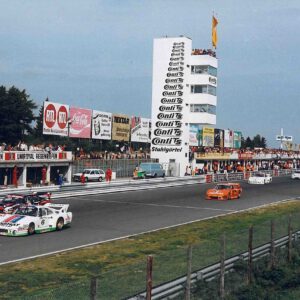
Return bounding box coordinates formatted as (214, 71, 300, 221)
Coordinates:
(15, 211, 300, 300)
(72, 158, 156, 178)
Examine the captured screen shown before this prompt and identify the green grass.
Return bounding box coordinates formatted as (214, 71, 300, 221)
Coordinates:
(1, 200, 300, 299)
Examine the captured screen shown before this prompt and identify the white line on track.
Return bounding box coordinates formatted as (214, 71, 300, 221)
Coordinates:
(92, 199, 236, 212)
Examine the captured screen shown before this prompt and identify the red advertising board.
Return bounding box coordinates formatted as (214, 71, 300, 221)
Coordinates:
(69, 107, 92, 138)
(43, 101, 69, 136)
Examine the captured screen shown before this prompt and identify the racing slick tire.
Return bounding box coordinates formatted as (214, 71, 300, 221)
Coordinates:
(98, 177, 103, 182)
(56, 218, 64, 231)
(28, 223, 35, 235)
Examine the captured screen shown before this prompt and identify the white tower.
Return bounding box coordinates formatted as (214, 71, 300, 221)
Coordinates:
(151, 36, 218, 177)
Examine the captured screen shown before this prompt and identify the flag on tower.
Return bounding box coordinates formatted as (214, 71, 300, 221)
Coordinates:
(212, 15, 218, 49)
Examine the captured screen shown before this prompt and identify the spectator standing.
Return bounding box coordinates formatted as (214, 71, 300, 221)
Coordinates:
(3, 168, 8, 187)
(106, 168, 112, 183)
(12, 165, 18, 188)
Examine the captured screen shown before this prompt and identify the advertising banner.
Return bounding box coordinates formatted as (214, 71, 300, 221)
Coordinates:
(131, 117, 150, 143)
(195, 152, 231, 160)
(92, 110, 112, 140)
(202, 127, 214, 147)
(234, 131, 242, 148)
(69, 107, 92, 138)
(43, 101, 69, 136)
(214, 128, 224, 148)
(150, 37, 191, 177)
(189, 125, 202, 146)
(112, 114, 130, 141)
(224, 129, 234, 148)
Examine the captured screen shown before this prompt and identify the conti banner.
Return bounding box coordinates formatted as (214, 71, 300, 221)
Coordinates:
(202, 127, 214, 147)
(234, 131, 242, 148)
(214, 128, 224, 148)
(112, 114, 130, 141)
(43, 101, 69, 136)
(92, 110, 112, 140)
(131, 117, 150, 143)
(189, 124, 202, 146)
(69, 107, 92, 138)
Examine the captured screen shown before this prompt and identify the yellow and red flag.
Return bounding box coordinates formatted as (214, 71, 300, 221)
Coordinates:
(212, 15, 218, 49)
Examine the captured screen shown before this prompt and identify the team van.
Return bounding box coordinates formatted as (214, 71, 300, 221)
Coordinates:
(138, 163, 165, 178)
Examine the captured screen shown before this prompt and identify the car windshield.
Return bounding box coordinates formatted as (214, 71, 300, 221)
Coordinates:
(83, 170, 91, 174)
(15, 206, 38, 217)
(256, 173, 265, 177)
(139, 164, 157, 172)
(215, 185, 231, 190)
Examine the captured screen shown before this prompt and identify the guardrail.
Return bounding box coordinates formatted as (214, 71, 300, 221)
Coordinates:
(130, 230, 300, 300)
(0, 176, 207, 198)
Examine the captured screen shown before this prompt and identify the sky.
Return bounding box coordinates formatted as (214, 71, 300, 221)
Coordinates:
(1, 0, 300, 147)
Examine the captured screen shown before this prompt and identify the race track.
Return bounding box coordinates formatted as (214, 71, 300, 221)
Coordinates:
(1, 177, 300, 264)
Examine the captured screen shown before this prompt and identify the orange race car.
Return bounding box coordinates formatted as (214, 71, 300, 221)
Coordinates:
(206, 183, 242, 200)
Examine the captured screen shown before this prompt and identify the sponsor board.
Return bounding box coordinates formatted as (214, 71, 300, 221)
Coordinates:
(69, 107, 92, 138)
(131, 117, 150, 143)
(92, 110, 112, 140)
(195, 152, 231, 160)
(234, 131, 242, 149)
(202, 127, 214, 147)
(224, 130, 234, 148)
(112, 114, 130, 141)
(43, 101, 69, 136)
(189, 124, 202, 147)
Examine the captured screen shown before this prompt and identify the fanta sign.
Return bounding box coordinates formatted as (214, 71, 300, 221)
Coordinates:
(43, 101, 69, 136)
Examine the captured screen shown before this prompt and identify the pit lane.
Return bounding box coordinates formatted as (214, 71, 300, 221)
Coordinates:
(1, 176, 299, 264)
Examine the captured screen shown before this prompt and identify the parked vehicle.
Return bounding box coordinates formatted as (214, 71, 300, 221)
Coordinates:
(206, 183, 242, 200)
(138, 163, 165, 178)
(291, 170, 300, 179)
(73, 169, 105, 182)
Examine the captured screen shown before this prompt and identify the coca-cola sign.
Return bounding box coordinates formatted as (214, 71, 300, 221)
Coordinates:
(69, 107, 92, 138)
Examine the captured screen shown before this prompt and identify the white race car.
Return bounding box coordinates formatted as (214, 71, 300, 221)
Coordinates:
(248, 173, 272, 184)
(291, 170, 300, 179)
(0, 203, 72, 237)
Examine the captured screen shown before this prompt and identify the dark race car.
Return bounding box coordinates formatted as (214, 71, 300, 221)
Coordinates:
(0, 192, 52, 214)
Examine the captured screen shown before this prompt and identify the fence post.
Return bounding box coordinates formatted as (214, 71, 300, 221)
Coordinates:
(288, 214, 293, 263)
(90, 277, 98, 300)
(220, 233, 225, 300)
(270, 220, 275, 269)
(185, 245, 193, 300)
(146, 255, 153, 300)
(247, 226, 253, 285)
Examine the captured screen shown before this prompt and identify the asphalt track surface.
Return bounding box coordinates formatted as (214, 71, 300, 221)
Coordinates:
(1, 177, 300, 264)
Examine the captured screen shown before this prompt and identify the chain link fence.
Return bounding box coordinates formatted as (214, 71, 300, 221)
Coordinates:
(72, 158, 156, 178)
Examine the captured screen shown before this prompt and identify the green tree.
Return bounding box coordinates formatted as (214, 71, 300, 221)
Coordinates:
(0, 86, 37, 145)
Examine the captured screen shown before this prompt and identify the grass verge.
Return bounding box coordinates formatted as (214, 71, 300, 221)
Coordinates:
(1, 200, 300, 299)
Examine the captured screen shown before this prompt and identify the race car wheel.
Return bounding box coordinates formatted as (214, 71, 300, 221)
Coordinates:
(98, 177, 103, 182)
(56, 218, 64, 231)
(28, 223, 35, 235)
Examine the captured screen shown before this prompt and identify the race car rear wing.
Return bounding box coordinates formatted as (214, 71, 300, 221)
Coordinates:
(44, 203, 69, 212)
